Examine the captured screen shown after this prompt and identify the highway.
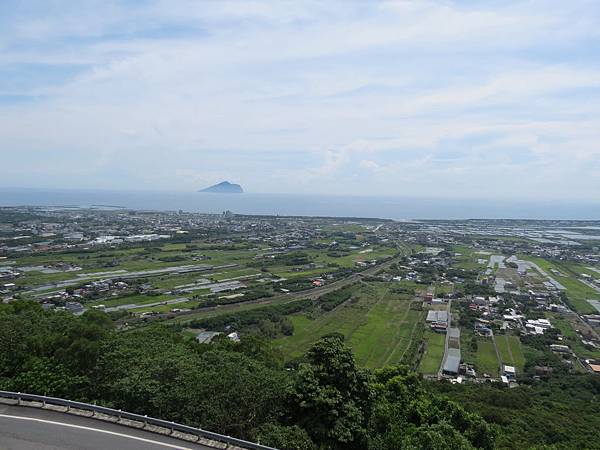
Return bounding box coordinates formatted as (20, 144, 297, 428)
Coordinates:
(27, 263, 236, 297)
(0, 404, 211, 450)
(123, 253, 404, 325)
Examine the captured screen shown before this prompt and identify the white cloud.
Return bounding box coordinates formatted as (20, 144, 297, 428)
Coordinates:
(0, 0, 600, 200)
(359, 160, 380, 170)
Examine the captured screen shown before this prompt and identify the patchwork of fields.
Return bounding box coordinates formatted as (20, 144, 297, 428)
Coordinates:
(275, 282, 424, 368)
(7, 210, 596, 385)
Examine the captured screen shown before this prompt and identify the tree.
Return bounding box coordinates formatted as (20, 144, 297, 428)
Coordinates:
(255, 424, 316, 450)
(367, 367, 494, 450)
(92, 326, 286, 439)
(3, 357, 86, 399)
(287, 335, 372, 449)
(399, 422, 474, 449)
(55, 309, 114, 375)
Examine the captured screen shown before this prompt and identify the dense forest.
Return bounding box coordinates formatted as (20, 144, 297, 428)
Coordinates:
(0, 302, 598, 449)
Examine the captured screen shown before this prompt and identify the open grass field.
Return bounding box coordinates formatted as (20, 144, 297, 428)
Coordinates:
(476, 338, 500, 377)
(452, 245, 486, 270)
(349, 301, 423, 368)
(433, 282, 455, 296)
(460, 328, 476, 365)
(418, 330, 445, 374)
(152, 268, 262, 290)
(460, 332, 500, 377)
(571, 264, 600, 280)
(15, 271, 77, 288)
(274, 282, 422, 368)
(307, 247, 396, 269)
(496, 334, 525, 372)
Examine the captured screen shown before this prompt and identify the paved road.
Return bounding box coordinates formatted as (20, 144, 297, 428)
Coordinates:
(438, 299, 452, 378)
(0, 404, 211, 450)
(105, 297, 190, 312)
(28, 263, 236, 296)
(123, 254, 404, 325)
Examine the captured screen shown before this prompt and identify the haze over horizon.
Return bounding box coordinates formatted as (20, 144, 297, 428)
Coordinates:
(1, 1, 600, 202)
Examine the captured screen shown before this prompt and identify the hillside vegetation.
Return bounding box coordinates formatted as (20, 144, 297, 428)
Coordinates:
(0, 301, 494, 450)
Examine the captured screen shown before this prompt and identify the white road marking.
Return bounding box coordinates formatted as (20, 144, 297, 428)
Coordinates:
(0, 414, 195, 449)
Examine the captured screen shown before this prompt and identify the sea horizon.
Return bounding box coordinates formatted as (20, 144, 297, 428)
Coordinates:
(1, 187, 599, 221)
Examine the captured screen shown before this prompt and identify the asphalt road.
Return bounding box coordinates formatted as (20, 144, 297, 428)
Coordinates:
(126, 254, 404, 325)
(0, 404, 212, 450)
(438, 299, 452, 378)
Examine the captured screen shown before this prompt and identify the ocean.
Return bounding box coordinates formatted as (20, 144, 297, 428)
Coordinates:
(0, 188, 599, 220)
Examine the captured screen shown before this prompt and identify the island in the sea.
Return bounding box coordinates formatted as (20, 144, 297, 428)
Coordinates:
(199, 181, 244, 194)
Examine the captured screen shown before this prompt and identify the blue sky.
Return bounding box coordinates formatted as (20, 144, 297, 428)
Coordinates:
(1, 0, 600, 200)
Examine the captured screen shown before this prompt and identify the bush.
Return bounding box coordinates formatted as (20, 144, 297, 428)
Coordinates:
(255, 424, 316, 450)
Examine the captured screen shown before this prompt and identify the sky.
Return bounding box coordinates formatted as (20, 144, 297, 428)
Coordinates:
(1, 0, 600, 201)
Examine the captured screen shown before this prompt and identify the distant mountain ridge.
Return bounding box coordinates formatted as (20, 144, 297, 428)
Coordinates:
(199, 181, 244, 194)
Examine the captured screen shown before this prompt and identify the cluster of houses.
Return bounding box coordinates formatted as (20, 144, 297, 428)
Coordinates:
(0, 265, 20, 281)
(468, 294, 556, 336)
(41, 298, 86, 315)
(90, 234, 171, 245)
(0, 264, 19, 296)
(583, 313, 600, 328)
(426, 309, 449, 333)
(195, 330, 240, 344)
(0, 207, 239, 256)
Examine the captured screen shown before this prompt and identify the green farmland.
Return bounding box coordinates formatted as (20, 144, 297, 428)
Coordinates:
(496, 334, 526, 372)
(418, 330, 445, 374)
(476, 338, 500, 377)
(275, 282, 423, 368)
(524, 257, 599, 314)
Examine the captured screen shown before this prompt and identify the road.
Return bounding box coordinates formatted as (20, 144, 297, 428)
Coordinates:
(105, 297, 189, 312)
(438, 299, 452, 378)
(123, 254, 404, 325)
(518, 259, 566, 290)
(0, 404, 211, 450)
(27, 264, 237, 297)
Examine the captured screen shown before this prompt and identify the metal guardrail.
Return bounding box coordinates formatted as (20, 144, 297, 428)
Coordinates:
(0, 391, 277, 450)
